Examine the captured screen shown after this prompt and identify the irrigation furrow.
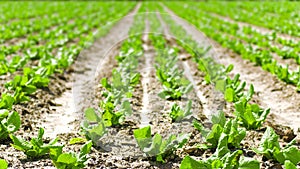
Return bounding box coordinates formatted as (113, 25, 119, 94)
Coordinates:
(42, 3, 141, 138)
(139, 18, 152, 128)
(164, 6, 300, 135)
(157, 11, 219, 120)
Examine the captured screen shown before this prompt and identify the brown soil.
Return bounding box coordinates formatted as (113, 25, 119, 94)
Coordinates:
(1, 3, 300, 169)
(164, 6, 300, 168)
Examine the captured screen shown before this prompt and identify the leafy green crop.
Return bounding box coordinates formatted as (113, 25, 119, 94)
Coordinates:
(81, 108, 106, 145)
(284, 160, 298, 169)
(5, 67, 50, 103)
(10, 128, 62, 158)
(0, 110, 21, 140)
(0, 158, 8, 169)
(193, 111, 246, 148)
(99, 97, 132, 127)
(156, 67, 193, 100)
(234, 97, 270, 130)
(182, 125, 257, 169)
(134, 126, 189, 162)
(254, 127, 300, 165)
(101, 69, 136, 106)
(169, 100, 192, 122)
(224, 74, 247, 102)
(180, 152, 259, 169)
(50, 141, 92, 169)
(154, 48, 193, 100)
(0, 94, 14, 110)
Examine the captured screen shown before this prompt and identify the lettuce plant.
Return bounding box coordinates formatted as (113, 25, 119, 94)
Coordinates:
(0, 110, 21, 140)
(134, 126, 189, 162)
(180, 152, 259, 169)
(169, 100, 192, 122)
(224, 74, 247, 102)
(10, 128, 62, 158)
(254, 127, 300, 165)
(50, 141, 92, 169)
(193, 111, 246, 148)
(0, 94, 15, 110)
(234, 98, 270, 130)
(156, 66, 193, 100)
(99, 97, 132, 127)
(233, 84, 270, 130)
(81, 108, 106, 145)
(0, 159, 8, 169)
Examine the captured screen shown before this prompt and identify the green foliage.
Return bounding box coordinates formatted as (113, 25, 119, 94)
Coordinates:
(50, 141, 93, 169)
(234, 97, 270, 130)
(153, 46, 193, 100)
(180, 151, 259, 169)
(0, 94, 15, 110)
(254, 127, 300, 165)
(156, 67, 193, 100)
(169, 100, 192, 122)
(0, 159, 8, 169)
(224, 74, 247, 103)
(81, 108, 106, 144)
(133, 126, 189, 162)
(193, 111, 246, 148)
(0, 110, 21, 140)
(10, 128, 62, 158)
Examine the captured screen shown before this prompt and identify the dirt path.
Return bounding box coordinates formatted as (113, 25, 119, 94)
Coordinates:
(164, 7, 300, 136)
(157, 11, 222, 121)
(139, 18, 152, 128)
(42, 3, 141, 138)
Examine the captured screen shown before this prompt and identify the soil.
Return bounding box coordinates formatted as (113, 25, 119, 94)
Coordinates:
(1, 3, 300, 169)
(164, 6, 300, 168)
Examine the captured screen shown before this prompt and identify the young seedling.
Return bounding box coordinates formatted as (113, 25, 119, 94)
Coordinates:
(193, 111, 246, 148)
(134, 126, 189, 163)
(81, 108, 106, 145)
(0, 158, 8, 169)
(50, 141, 93, 169)
(169, 100, 192, 122)
(10, 128, 62, 158)
(254, 127, 300, 165)
(0, 110, 21, 140)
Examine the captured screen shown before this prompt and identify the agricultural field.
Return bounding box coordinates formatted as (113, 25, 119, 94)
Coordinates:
(0, 1, 300, 168)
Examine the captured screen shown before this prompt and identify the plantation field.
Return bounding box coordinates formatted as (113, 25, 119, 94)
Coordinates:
(0, 1, 300, 168)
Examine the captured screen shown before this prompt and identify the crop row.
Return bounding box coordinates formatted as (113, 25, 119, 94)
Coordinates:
(0, 3, 134, 77)
(0, 4, 113, 56)
(0, 2, 91, 23)
(165, 2, 300, 91)
(0, 2, 136, 168)
(160, 4, 300, 168)
(192, 1, 300, 37)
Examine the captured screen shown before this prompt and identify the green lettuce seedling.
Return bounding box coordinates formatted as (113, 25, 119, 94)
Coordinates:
(81, 108, 106, 145)
(193, 111, 246, 148)
(50, 141, 92, 169)
(0, 94, 15, 110)
(156, 67, 193, 100)
(0, 158, 8, 169)
(180, 152, 259, 169)
(169, 100, 192, 122)
(0, 110, 20, 140)
(181, 130, 257, 169)
(10, 128, 62, 158)
(134, 126, 189, 162)
(254, 127, 300, 165)
(100, 98, 132, 127)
